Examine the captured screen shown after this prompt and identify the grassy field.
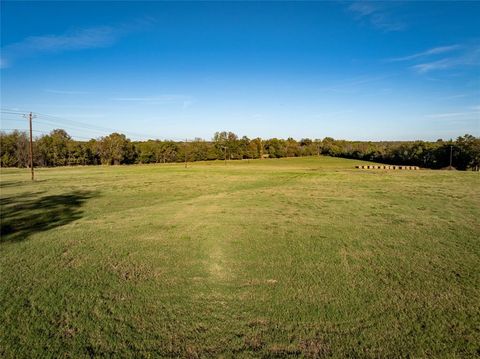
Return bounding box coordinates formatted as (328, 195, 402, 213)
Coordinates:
(1, 156, 479, 358)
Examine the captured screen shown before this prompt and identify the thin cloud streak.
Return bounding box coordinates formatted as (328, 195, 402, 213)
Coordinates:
(425, 111, 480, 119)
(317, 74, 395, 93)
(111, 94, 194, 108)
(1, 26, 117, 68)
(439, 93, 470, 100)
(0, 18, 154, 68)
(412, 59, 455, 74)
(44, 89, 92, 95)
(314, 110, 353, 119)
(384, 43, 480, 74)
(111, 95, 191, 102)
(60, 114, 106, 119)
(411, 46, 480, 73)
(347, 1, 406, 32)
(387, 45, 461, 62)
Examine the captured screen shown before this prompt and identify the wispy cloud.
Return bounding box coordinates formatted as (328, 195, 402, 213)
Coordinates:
(425, 110, 480, 119)
(423, 110, 479, 127)
(411, 46, 480, 74)
(1, 26, 117, 68)
(347, 1, 406, 32)
(44, 89, 92, 95)
(412, 59, 455, 74)
(1, 18, 153, 68)
(385, 43, 480, 74)
(387, 45, 461, 62)
(439, 93, 470, 100)
(317, 74, 394, 93)
(112, 94, 194, 108)
(314, 110, 353, 118)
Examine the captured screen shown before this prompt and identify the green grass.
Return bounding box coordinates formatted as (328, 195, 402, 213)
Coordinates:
(1, 156, 479, 358)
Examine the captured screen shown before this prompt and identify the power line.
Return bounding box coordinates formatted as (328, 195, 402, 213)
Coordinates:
(0, 128, 96, 141)
(0, 110, 26, 115)
(1, 108, 32, 114)
(1, 118, 26, 122)
(2, 108, 150, 140)
(1, 108, 186, 142)
(36, 113, 122, 132)
(1, 118, 101, 139)
(1, 128, 44, 133)
(31, 119, 107, 136)
(34, 112, 154, 140)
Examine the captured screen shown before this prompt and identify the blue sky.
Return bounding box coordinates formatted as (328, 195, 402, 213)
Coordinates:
(1, 1, 479, 141)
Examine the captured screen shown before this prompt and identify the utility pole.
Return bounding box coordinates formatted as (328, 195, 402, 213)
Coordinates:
(223, 146, 227, 165)
(24, 112, 36, 180)
(184, 139, 188, 168)
(449, 145, 453, 168)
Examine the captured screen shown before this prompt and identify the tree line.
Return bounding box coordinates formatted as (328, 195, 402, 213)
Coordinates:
(1, 129, 479, 170)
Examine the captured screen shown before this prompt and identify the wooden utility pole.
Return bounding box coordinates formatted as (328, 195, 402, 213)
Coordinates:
(449, 145, 453, 168)
(184, 139, 188, 168)
(224, 146, 227, 165)
(25, 112, 35, 180)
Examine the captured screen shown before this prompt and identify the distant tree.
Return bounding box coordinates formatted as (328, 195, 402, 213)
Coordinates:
(50, 129, 71, 166)
(226, 132, 240, 159)
(85, 139, 100, 165)
(213, 131, 228, 159)
(67, 141, 86, 165)
(286, 137, 299, 157)
(238, 136, 251, 159)
(0, 130, 29, 167)
(136, 140, 156, 164)
(265, 138, 286, 158)
(321, 137, 341, 156)
(455, 134, 480, 170)
(35, 129, 72, 166)
(190, 138, 211, 161)
(249, 138, 262, 159)
(99, 133, 137, 165)
(213, 131, 240, 159)
(1, 128, 478, 170)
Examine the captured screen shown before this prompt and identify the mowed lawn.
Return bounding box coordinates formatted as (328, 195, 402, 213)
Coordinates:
(1, 156, 479, 358)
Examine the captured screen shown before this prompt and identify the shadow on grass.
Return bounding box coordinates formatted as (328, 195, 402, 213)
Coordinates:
(0, 190, 96, 243)
(0, 180, 23, 189)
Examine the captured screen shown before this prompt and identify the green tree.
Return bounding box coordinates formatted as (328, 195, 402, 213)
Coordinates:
(99, 133, 137, 165)
(0, 130, 29, 167)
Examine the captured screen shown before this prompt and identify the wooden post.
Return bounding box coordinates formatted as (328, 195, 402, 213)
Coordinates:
(28, 112, 34, 181)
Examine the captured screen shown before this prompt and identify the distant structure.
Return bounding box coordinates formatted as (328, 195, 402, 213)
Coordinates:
(443, 146, 457, 170)
(355, 165, 420, 170)
(442, 165, 457, 171)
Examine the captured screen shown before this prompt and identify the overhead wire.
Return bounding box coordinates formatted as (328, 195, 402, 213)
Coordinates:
(1, 117, 102, 140)
(2, 108, 147, 139)
(0, 128, 95, 141)
(1, 108, 187, 142)
(34, 112, 155, 140)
